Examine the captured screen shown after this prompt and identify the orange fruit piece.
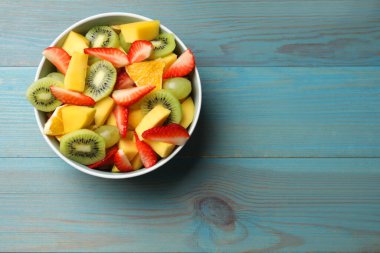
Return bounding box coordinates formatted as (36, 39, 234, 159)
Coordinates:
(126, 60, 165, 91)
(157, 53, 177, 71)
(43, 105, 66, 136)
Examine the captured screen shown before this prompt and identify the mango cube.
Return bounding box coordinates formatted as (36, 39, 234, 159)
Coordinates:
(180, 97, 195, 129)
(159, 53, 177, 71)
(128, 109, 144, 130)
(145, 140, 175, 158)
(106, 113, 117, 126)
(131, 154, 143, 170)
(61, 105, 95, 134)
(64, 52, 88, 92)
(111, 24, 122, 32)
(62, 31, 90, 56)
(120, 20, 160, 43)
(134, 105, 175, 157)
(94, 97, 115, 127)
(118, 131, 138, 161)
(111, 165, 120, 173)
(135, 105, 170, 139)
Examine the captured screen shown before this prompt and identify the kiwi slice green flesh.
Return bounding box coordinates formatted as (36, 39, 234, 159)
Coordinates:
(141, 90, 182, 124)
(60, 129, 106, 165)
(84, 60, 117, 101)
(26, 77, 63, 112)
(85, 26, 119, 48)
(46, 72, 64, 83)
(119, 33, 131, 53)
(150, 33, 176, 59)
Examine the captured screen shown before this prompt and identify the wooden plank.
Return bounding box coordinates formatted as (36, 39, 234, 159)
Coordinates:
(0, 157, 379, 252)
(3, 66, 380, 158)
(0, 0, 379, 67)
(0, 67, 55, 157)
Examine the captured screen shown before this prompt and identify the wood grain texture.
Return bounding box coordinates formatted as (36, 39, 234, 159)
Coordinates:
(0, 0, 380, 67)
(0, 157, 379, 252)
(4, 66, 380, 158)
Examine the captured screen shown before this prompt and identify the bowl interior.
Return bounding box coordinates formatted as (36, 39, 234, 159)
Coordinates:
(35, 13, 201, 179)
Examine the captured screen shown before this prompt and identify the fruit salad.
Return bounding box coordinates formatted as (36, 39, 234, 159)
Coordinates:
(26, 20, 196, 173)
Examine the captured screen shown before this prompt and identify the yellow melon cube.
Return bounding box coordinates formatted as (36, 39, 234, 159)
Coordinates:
(64, 52, 88, 92)
(120, 20, 160, 43)
(145, 140, 175, 158)
(118, 131, 138, 161)
(131, 154, 143, 170)
(106, 113, 117, 126)
(62, 31, 90, 56)
(61, 105, 95, 134)
(94, 97, 115, 127)
(128, 109, 144, 130)
(135, 105, 171, 139)
(180, 97, 195, 129)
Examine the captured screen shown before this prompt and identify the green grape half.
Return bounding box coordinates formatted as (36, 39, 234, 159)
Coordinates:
(163, 77, 192, 100)
(94, 125, 120, 148)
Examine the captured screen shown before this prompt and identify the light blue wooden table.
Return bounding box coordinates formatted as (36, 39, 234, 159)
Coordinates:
(1, 0, 380, 252)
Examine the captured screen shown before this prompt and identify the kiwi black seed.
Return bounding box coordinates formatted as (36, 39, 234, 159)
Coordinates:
(60, 129, 106, 165)
(85, 26, 119, 48)
(150, 33, 176, 59)
(46, 72, 64, 83)
(84, 60, 117, 101)
(141, 90, 182, 124)
(26, 77, 63, 112)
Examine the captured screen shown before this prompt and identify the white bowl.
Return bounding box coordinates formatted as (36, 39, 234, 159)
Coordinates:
(34, 12, 202, 179)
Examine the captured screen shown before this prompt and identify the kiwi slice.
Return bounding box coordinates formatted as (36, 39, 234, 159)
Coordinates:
(26, 77, 63, 112)
(85, 26, 119, 48)
(141, 90, 182, 124)
(84, 60, 117, 101)
(60, 129, 106, 165)
(119, 33, 131, 53)
(150, 33, 176, 59)
(46, 72, 64, 83)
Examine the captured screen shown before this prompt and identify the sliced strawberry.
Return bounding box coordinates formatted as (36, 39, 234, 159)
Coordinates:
(50, 86, 95, 106)
(128, 40, 154, 63)
(114, 105, 128, 138)
(84, 48, 129, 68)
(112, 85, 155, 106)
(43, 47, 71, 75)
(134, 132, 158, 168)
(142, 123, 190, 145)
(114, 69, 135, 90)
(88, 146, 118, 169)
(114, 149, 133, 172)
(163, 49, 195, 79)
